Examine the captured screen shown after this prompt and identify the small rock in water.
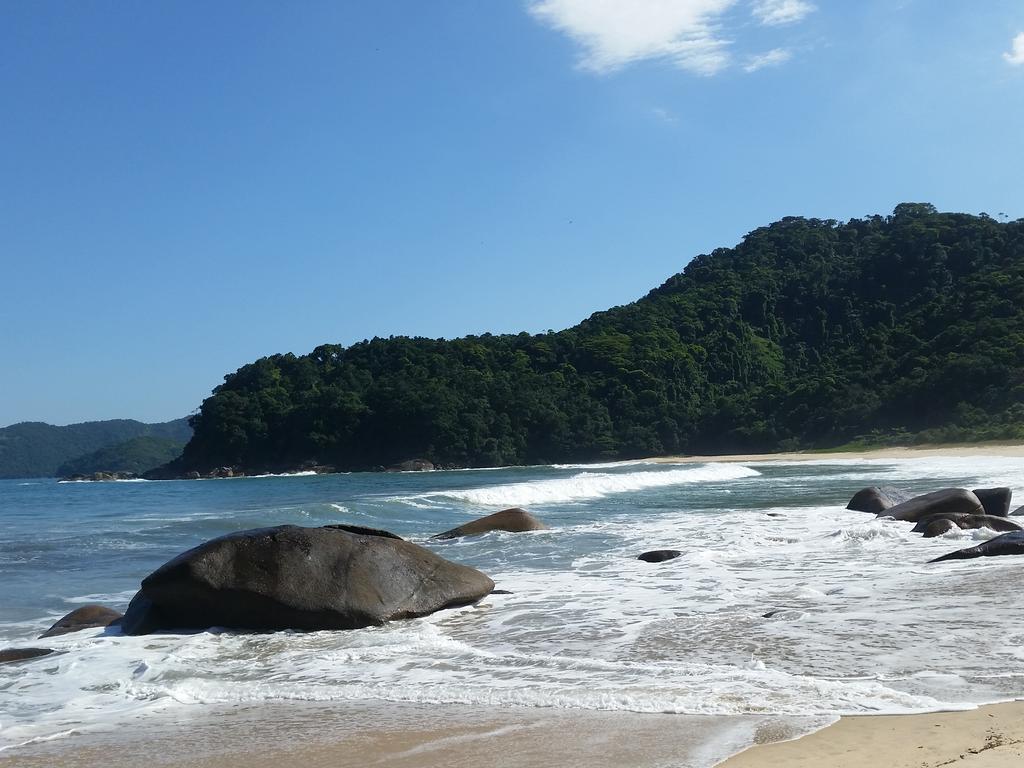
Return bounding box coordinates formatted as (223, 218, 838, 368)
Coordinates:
(431, 508, 548, 540)
(637, 550, 682, 563)
(846, 486, 912, 514)
(39, 604, 123, 638)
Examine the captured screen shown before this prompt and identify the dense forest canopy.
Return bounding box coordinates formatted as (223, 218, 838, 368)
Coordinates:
(0, 418, 191, 478)
(176, 205, 1024, 473)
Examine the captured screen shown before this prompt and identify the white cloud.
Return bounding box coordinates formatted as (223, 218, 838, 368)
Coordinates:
(751, 0, 815, 26)
(528, 0, 739, 76)
(744, 47, 792, 72)
(652, 106, 679, 124)
(1005, 32, 1024, 66)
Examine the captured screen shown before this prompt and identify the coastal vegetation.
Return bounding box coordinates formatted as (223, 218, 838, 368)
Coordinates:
(0, 418, 191, 478)
(172, 204, 1023, 474)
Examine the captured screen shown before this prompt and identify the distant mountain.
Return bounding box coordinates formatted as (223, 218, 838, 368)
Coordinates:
(0, 418, 192, 478)
(167, 204, 1024, 475)
(56, 435, 187, 477)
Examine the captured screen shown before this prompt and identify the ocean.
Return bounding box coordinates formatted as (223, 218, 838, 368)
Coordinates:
(2, 456, 1023, 764)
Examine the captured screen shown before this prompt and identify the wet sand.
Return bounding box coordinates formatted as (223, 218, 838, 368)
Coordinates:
(0, 700, 829, 768)
(8, 701, 1022, 768)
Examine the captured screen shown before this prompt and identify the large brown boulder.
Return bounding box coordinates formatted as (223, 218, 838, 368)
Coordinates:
(972, 488, 1012, 517)
(846, 486, 913, 514)
(120, 525, 493, 635)
(431, 508, 549, 540)
(39, 604, 123, 638)
(879, 488, 982, 523)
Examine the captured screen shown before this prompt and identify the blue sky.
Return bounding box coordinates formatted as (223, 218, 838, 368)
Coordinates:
(2, 1, 1022, 426)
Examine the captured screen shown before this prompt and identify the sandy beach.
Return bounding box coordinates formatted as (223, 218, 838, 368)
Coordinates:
(721, 701, 1024, 767)
(653, 442, 1024, 464)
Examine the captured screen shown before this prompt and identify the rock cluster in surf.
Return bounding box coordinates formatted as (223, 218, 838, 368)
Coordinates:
(846, 485, 1024, 560)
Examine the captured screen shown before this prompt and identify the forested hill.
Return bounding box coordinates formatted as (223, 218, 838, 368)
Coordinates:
(0, 418, 191, 478)
(174, 204, 1024, 474)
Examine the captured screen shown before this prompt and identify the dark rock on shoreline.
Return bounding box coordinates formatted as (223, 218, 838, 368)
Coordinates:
(0, 648, 55, 664)
(387, 459, 435, 472)
(120, 524, 494, 635)
(911, 514, 1022, 536)
(879, 488, 982, 523)
(929, 530, 1024, 563)
(62, 471, 139, 482)
(39, 605, 123, 638)
(846, 486, 912, 514)
(637, 550, 682, 563)
(431, 508, 549, 540)
(972, 487, 1012, 517)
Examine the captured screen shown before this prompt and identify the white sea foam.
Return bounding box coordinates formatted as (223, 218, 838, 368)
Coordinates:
(246, 471, 320, 478)
(549, 459, 660, 470)
(391, 463, 761, 508)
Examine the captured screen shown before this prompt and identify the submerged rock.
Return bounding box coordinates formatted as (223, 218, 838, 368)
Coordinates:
(120, 525, 493, 635)
(0, 648, 54, 664)
(972, 487, 1012, 517)
(879, 489, 982, 523)
(39, 605, 123, 638)
(846, 486, 913, 514)
(929, 530, 1024, 563)
(431, 508, 549, 540)
(637, 550, 682, 563)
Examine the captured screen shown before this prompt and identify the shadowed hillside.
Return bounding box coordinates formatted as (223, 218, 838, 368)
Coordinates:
(0, 418, 191, 478)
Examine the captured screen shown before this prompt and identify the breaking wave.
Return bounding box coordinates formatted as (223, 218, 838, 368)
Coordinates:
(392, 463, 761, 508)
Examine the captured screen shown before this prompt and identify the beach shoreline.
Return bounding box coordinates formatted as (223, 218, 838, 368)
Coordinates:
(719, 700, 1024, 767)
(652, 442, 1024, 464)
(6, 700, 1023, 768)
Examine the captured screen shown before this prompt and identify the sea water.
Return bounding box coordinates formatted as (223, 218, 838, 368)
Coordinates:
(2, 457, 1023, 759)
